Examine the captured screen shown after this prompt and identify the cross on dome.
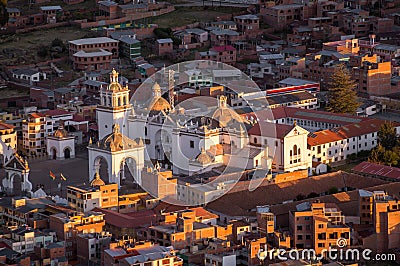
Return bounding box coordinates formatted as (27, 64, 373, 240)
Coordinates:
(110, 68, 119, 83)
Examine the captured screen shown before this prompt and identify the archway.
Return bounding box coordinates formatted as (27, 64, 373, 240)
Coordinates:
(93, 156, 109, 183)
(64, 147, 71, 159)
(120, 157, 137, 185)
(51, 147, 57, 160)
(11, 174, 22, 196)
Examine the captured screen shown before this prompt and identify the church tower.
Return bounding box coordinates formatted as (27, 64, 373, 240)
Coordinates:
(97, 69, 132, 140)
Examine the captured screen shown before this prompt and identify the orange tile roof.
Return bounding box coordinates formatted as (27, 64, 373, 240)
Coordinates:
(307, 129, 343, 146)
(190, 207, 219, 220)
(0, 122, 15, 130)
(29, 113, 45, 118)
(308, 118, 400, 146)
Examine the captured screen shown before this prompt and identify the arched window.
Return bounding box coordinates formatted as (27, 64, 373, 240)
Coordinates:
(298, 148, 301, 155)
(290, 150, 293, 156)
(293, 145, 298, 156)
(254, 137, 258, 144)
(118, 97, 121, 106)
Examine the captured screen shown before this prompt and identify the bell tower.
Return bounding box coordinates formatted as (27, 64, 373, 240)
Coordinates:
(97, 69, 132, 139)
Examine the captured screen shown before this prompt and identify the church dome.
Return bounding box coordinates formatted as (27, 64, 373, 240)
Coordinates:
(211, 96, 248, 128)
(97, 124, 142, 152)
(196, 148, 213, 164)
(149, 97, 171, 112)
(53, 126, 69, 138)
(90, 172, 105, 187)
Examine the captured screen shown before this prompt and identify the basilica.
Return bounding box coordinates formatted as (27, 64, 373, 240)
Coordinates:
(88, 68, 314, 193)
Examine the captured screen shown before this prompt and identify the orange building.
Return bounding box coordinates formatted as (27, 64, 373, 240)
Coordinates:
(141, 167, 177, 200)
(289, 201, 350, 254)
(362, 191, 400, 252)
(49, 212, 105, 260)
(67, 173, 118, 213)
(145, 208, 225, 249)
(352, 60, 392, 96)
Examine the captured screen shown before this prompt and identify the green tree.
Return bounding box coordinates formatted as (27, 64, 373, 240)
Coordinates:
(328, 187, 338, 194)
(369, 144, 385, 164)
(382, 149, 399, 167)
(378, 121, 398, 150)
(327, 64, 360, 114)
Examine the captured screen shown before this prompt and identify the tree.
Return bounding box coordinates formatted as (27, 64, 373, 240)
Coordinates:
(378, 121, 398, 150)
(328, 187, 338, 194)
(327, 64, 360, 114)
(369, 144, 385, 164)
(37, 46, 48, 58)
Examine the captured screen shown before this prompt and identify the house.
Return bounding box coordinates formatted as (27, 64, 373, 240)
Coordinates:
(68, 37, 119, 71)
(289, 201, 350, 254)
(11, 69, 47, 85)
(110, 31, 141, 59)
(39, 6, 62, 24)
(156, 38, 173, 56)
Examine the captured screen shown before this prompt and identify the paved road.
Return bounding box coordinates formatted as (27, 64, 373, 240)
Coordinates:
(0, 149, 142, 198)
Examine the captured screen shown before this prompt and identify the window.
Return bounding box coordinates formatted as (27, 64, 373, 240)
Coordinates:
(190, 140, 194, 148)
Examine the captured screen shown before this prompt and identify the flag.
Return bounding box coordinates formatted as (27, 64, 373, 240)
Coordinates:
(60, 173, 67, 181)
(49, 171, 56, 180)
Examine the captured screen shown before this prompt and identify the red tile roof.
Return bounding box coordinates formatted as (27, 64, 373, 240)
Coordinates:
(352, 161, 400, 179)
(307, 129, 344, 146)
(72, 114, 85, 122)
(0, 122, 15, 130)
(308, 119, 400, 146)
(248, 122, 294, 139)
(190, 207, 219, 220)
(93, 208, 157, 228)
(43, 109, 71, 117)
(30, 113, 45, 118)
(211, 45, 236, 52)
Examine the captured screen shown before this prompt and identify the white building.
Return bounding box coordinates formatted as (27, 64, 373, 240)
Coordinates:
(46, 125, 75, 160)
(11, 69, 47, 85)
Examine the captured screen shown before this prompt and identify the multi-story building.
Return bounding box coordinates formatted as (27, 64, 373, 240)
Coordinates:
(234, 14, 260, 38)
(209, 29, 241, 46)
(66, 175, 118, 213)
(289, 201, 351, 254)
(8, 226, 54, 255)
(33, 242, 68, 266)
(0, 123, 16, 167)
(49, 212, 105, 259)
(0, 122, 17, 149)
(196, 45, 237, 64)
(145, 208, 222, 249)
(352, 60, 392, 96)
(357, 191, 400, 252)
(22, 113, 51, 156)
(264, 4, 303, 30)
(76, 232, 112, 265)
(308, 119, 400, 164)
(68, 37, 119, 71)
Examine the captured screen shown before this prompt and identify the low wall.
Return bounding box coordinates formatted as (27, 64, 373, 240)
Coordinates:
(78, 6, 175, 29)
